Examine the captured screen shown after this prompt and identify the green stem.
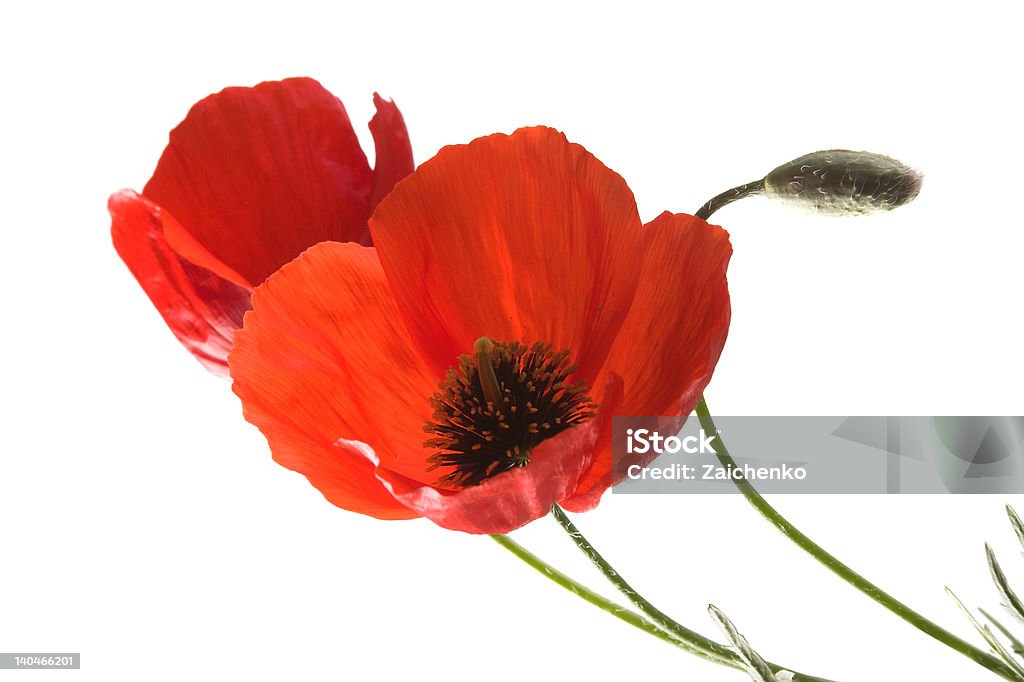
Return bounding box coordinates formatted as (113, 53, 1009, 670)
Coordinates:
(695, 179, 764, 221)
(694, 396, 1019, 681)
(693, 181, 1018, 680)
(550, 504, 836, 682)
(489, 534, 737, 668)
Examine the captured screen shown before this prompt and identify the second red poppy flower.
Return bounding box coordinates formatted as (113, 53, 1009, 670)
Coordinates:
(110, 77, 414, 374)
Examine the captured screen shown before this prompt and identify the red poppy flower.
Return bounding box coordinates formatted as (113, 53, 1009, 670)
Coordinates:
(110, 77, 414, 375)
(229, 126, 732, 533)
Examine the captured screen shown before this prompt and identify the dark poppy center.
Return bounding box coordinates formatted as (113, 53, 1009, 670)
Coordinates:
(423, 339, 597, 489)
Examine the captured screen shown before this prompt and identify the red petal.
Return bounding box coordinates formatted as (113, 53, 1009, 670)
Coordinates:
(229, 241, 443, 519)
(562, 212, 732, 511)
(144, 77, 375, 287)
(366, 94, 415, 242)
(372, 375, 623, 533)
(368, 126, 643, 383)
(110, 190, 251, 375)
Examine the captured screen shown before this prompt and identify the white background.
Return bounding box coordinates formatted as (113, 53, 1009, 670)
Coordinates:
(2, 2, 1023, 680)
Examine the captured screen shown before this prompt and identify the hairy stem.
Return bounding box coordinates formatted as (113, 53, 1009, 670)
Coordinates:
(692, 183, 1016, 680)
(695, 179, 764, 221)
(489, 534, 736, 667)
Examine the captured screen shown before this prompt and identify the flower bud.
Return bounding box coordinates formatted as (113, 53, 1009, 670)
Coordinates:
(763, 150, 922, 216)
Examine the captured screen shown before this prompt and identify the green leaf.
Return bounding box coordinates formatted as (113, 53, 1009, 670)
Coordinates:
(981, 609, 1024, 658)
(987, 544, 1024, 623)
(947, 588, 1024, 680)
(1007, 506, 1024, 554)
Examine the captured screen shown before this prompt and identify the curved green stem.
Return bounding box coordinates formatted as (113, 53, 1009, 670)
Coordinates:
(695, 396, 1019, 681)
(695, 179, 764, 221)
(550, 504, 836, 682)
(489, 534, 737, 668)
(693, 180, 1018, 680)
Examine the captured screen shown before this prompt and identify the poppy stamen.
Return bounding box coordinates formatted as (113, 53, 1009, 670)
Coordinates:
(424, 339, 596, 489)
(473, 337, 503, 408)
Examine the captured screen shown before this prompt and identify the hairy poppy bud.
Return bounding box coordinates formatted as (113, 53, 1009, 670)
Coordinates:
(763, 150, 922, 216)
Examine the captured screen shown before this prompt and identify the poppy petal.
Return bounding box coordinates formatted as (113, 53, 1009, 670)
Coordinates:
(229, 241, 444, 519)
(366, 94, 415, 239)
(372, 375, 623, 534)
(562, 212, 732, 511)
(144, 77, 375, 288)
(110, 190, 251, 375)
(368, 126, 643, 384)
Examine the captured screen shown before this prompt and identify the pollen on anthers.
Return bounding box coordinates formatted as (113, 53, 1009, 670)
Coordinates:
(423, 337, 597, 489)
